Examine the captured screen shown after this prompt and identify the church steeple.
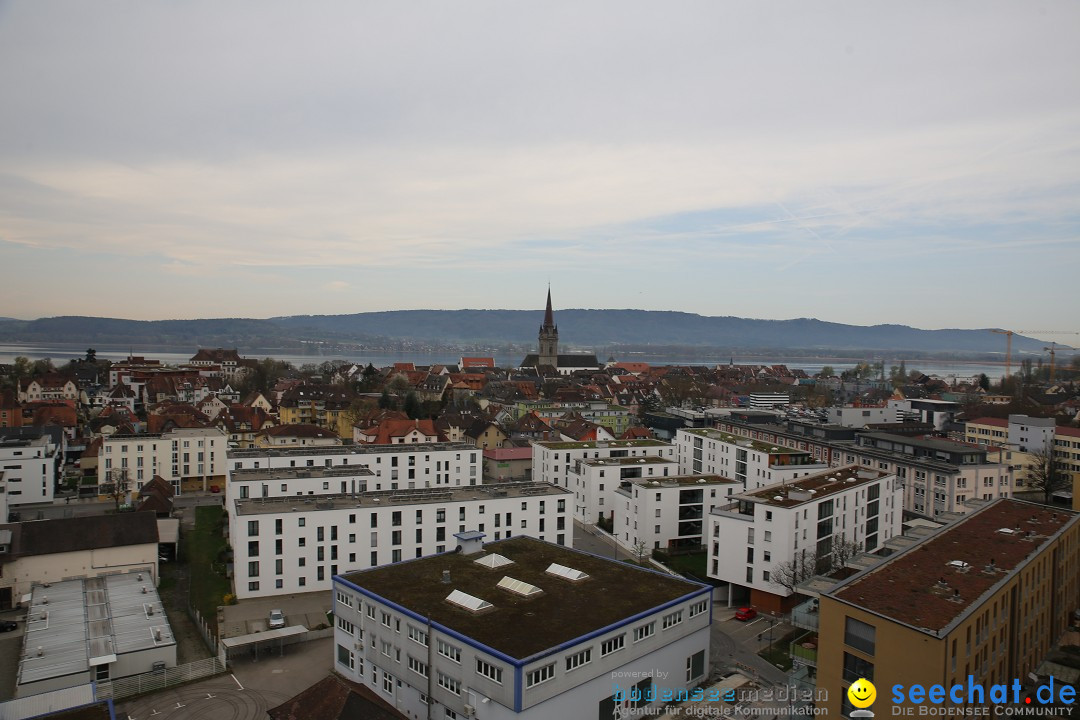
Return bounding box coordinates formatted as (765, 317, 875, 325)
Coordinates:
(538, 286, 559, 368)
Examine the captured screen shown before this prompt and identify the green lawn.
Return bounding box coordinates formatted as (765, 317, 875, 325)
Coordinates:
(653, 551, 709, 580)
(187, 505, 231, 627)
(758, 630, 801, 672)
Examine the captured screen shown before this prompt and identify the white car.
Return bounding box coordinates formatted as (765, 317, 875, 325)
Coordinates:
(268, 609, 285, 629)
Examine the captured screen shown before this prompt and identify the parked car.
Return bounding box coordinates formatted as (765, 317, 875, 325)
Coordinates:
(210, 485, 221, 493)
(0, 620, 18, 632)
(268, 609, 285, 629)
(734, 606, 757, 621)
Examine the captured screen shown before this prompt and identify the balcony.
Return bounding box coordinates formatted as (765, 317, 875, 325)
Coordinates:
(791, 597, 820, 631)
(790, 633, 818, 668)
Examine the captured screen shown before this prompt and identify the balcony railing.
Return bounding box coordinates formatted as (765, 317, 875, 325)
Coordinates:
(791, 597, 820, 631)
(790, 636, 818, 667)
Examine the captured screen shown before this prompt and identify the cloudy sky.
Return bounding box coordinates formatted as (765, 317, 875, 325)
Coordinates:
(1, 1, 1078, 331)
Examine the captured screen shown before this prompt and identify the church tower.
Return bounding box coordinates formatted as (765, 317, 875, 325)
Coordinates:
(538, 287, 559, 369)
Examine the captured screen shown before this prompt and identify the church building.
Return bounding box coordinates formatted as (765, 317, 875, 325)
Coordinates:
(519, 288, 601, 375)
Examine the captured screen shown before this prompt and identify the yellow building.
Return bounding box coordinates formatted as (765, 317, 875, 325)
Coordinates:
(817, 499, 1079, 716)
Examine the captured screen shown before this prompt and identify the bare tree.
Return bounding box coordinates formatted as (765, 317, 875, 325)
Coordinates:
(104, 468, 131, 513)
(632, 539, 650, 565)
(770, 548, 819, 593)
(829, 534, 863, 570)
(1024, 445, 1069, 504)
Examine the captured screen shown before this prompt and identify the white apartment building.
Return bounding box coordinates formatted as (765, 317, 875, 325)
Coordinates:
(228, 442, 481, 493)
(567, 456, 678, 524)
(613, 475, 740, 554)
(332, 535, 712, 719)
(825, 405, 896, 428)
(749, 393, 789, 409)
(835, 433, 1013, 517)
(531, 439, 676, 491)
(0, 433, 60, 506)
(708, 466, 902, 612)
(227, 465, 375, 505)
(98, 427, 228, 495)
(230, 482, 573, 599)
(674, 428, 828, 491)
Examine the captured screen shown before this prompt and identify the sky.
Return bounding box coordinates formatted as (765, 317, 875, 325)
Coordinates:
(1, 1, 1079, 333)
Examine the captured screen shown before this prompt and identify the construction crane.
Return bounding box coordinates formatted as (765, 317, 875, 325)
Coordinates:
(1045, 342, 1059, 383)
(988, 329, 1079, 378)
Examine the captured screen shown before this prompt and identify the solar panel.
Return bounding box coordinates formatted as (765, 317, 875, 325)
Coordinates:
(445, 589, 494, 613)
(496, 576, 542, 597)
(545, 563, 589, 582)
(473, 553, 514, 569)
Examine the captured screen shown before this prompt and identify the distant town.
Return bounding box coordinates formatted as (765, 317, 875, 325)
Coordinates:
(0, 291, 1077, 719)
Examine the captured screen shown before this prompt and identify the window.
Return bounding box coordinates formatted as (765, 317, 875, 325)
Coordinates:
(381, 611, 392, 628)
(662, 610, 683, 629)
(689, 599, 708, 618)
(437, 672, 461, 695)
(298, 518, 306, 527)
(476, 658, 503, 683)
(408, 625, 428, 646)
(600, 634, 625, 657)
(337, 616, 355, 635)
(409, 656, 428, 678)
(633, 622, 655, 642)
(844, 617, 876, 655)
(247, 520, 259, 536)
(565, 647, 592, 671)
(525, 663, 555, 688)
(337, 644, 355, 669)
(438, 639, 461, 663)
(843, 651, 874, 683)
(686, 650, 705, 682)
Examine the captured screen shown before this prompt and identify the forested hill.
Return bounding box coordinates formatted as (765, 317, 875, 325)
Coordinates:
(0, 310, 1056, 356)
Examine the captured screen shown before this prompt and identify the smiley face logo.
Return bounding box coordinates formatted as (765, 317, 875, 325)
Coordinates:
(847, 678, 877, 709)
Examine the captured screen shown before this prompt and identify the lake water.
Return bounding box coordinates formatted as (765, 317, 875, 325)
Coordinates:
(0, 343, 1012, 381)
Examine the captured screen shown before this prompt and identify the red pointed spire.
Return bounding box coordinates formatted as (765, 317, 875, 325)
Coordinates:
(543, 286, 554, 328)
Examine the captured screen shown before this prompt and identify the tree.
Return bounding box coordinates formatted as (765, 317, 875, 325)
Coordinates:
(632, 538, 650, 565)
(977, 373, 990, 392)
(819, 365, 834, 379)
(105, 468, 131, 513)
(31, 358, 54, 376)
(1024, 445, 1069, 504)
(829, 534, 863, 569)
(404, 391, 421, 420)
(85, 348, 97, 363)
(378, 389, 395, 410)
(770, 548, 820, 594)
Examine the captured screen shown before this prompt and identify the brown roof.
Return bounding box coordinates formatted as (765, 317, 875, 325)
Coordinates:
(138, 475, 175, 499)
(832, 500, 1077, 633)
(344, 536, 707, 659)
(268, 673, 407, 720)
(263, 424, 339, 439)
(1, 511, 158, 562)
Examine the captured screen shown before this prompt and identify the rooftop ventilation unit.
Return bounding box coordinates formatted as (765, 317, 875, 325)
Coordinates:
(446, 589, 493, 613)
(496, 576, 543, 597)
(546, 563, 589, 582)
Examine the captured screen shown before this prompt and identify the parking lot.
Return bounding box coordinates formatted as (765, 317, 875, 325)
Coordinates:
(220, 591, 332, 638)
(117, 637, 333, 720)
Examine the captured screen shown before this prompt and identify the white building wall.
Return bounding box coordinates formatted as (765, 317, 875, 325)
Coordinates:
(707, 474, 902, 598)
(99, 428, 227, 494)
(531, 441, 677, 493)
(827, 406, 895, 428)
(229, 444, 481, 491)
(232, 492, 573, 599)
(0, 436, 58, 506)
(614, 480, 738, 553)
(674, 429, 827, 491)
(567, 459, 677, 524)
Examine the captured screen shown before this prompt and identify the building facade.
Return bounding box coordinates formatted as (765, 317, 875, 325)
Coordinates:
(98, 427, 228, 494)
(229, 483, 573, 599)
(0, 432, 60, 506)
(816, 499, 1079, 717)
(332, 535, 712, 719)
(531, 439, 676, 493)
(614, 475, 739, 554)
(708, 466, 902, 612)
(675, 428, 828, 491)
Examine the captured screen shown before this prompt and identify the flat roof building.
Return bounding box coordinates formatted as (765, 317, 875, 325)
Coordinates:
(17, 573, 177, 698)
(333, 535, 712, 718)
(816, 499, 1079, 717)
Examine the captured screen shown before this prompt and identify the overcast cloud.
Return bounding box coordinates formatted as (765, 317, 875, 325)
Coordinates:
(1, 1, 1078, 330)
